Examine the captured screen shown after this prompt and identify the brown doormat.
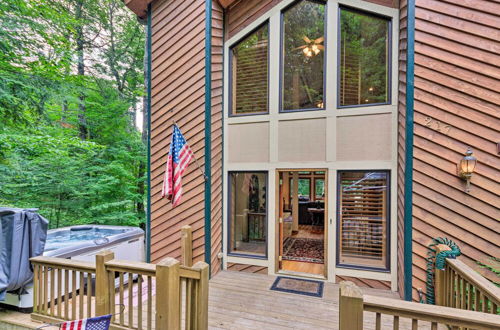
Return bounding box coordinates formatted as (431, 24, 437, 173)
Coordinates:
(270, 276, 324, 297)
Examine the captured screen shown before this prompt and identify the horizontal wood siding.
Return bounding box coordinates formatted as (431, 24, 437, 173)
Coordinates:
(150, 0, 223, 275)
(226, 0, 399, 39)
(411, 0, 500, 301)
(227, 263, 269, 274)
(397, 0, 408, 300)
(336, 275, 391, 290)
(211, 0, 224, 275)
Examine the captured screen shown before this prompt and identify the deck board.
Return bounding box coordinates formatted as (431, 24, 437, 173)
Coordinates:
(1, 271, 440, 329)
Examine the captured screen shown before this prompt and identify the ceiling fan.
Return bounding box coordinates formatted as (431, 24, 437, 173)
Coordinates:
(294, 36, 324, 57)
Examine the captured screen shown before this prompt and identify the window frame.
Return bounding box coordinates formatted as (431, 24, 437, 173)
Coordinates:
(336, 6, 393, 109)
(279, 0, 328, 113)
(335, 169, 391, 272)
(227, 171, 269, 259)
(228, 21, 270, 117)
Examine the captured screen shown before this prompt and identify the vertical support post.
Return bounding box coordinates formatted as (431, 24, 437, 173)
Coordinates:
(95, 251, 114, 316)
(339, 281, 363, 330)
(156, 258, 180, 329)
(434, 244, 451, 306)
(191, 261, 209, 330)
(181, 225, 193, 267)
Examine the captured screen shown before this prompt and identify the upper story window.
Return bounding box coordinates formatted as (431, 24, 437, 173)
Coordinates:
(281, 0, 326, 112)
(230, 23, 269, 116)
(339, 8, 390, 107)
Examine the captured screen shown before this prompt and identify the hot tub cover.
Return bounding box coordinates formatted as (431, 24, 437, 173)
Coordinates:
(0, 208, 48, 300)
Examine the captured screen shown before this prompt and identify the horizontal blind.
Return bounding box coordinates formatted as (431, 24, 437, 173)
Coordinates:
(339, 171, 388, 269)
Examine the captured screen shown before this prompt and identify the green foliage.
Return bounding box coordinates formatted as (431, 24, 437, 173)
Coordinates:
(0, 0, 146, 229)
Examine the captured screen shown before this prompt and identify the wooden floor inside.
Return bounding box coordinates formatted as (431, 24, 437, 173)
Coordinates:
(281, 225, 325, 276)
(1, 271, 441, 330)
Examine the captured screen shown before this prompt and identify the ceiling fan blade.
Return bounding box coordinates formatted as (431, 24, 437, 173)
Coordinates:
(303, 36, 311, 43)
(314, 36, 324, 43)
(317, 45, 325, 50)
(293, 45, 307, 50)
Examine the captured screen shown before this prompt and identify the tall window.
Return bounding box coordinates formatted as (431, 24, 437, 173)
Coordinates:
(229, 172, 267, 257)
(282, 0, 325, 111)
(230, 23, 269, 115)
(338, 171, 389, 269)
(339, 8, 390, 107)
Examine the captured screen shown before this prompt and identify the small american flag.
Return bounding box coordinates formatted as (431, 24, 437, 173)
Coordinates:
(162, 124, 194, 207)
(59, 314, 111, 330)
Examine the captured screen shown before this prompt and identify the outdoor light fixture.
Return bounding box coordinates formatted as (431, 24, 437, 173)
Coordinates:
(457, 147, 477, 193)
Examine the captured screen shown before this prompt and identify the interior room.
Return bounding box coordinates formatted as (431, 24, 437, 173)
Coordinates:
(279, 170, 325, 276)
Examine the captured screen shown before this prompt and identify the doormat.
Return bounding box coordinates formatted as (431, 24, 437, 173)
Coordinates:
(270, 276, 324, 297)
(283, 238, 324, 263)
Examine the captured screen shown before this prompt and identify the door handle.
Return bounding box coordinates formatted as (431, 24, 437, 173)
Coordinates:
(330, 218, 332, 224)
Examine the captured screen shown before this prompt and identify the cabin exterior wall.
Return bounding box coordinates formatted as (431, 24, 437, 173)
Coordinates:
(149, 0, 223, 275)
(410, 0, 500, 301)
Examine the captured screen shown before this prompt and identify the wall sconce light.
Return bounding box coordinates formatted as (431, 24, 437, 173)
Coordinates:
(457, 147, 477, 193)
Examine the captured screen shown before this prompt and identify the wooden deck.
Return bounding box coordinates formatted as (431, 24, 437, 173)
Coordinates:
(1, 270, 441, 329)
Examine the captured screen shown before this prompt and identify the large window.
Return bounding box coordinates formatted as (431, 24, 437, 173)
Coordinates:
(281, 0, 325, 111)
(230, 23, 269, 116)
(337, 171, 389, 270)
(339, 8, 390, 107)
(229, 172, 267, 257)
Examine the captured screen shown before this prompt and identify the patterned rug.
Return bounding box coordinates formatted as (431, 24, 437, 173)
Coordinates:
(283, 237, 324, 263)
(270, 276, 324, 297)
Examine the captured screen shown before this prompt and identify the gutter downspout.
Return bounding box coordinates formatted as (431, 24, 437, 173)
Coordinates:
(146, 4, 152, 263)
(404, 0, 415, 301)
(204, 0, 213, 272)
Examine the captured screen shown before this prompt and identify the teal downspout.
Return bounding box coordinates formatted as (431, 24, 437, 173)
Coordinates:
(204, 0, 213, 271)
(145, 4, 152, 263)
(404, 0, 415, 301)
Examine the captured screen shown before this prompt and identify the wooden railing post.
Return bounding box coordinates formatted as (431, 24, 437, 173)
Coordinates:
(191, 261, 209, 330)
(156, 257, 180, 329)
(339, 281, 363, 330)
(434, 244, 451, 306)
(181, 225, 193, 267)
(95, 250, 114, 316)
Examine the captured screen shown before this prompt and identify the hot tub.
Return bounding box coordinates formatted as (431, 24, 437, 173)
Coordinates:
(2, 225, 144, 312)
(44, 225, 145, 263)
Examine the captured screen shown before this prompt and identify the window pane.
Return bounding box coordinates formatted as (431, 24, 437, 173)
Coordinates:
(229, 172, 267, 256)
(339, 9, 390, 106)
(282, 0, 325, 111)
(338, 171, 389, 269)
(298, 178, 311, 200)
(231, 24, 268, 115)
(315, 179, 324, 200)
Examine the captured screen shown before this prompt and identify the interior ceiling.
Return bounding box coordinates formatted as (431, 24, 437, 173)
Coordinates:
(125, 0, 238, 18)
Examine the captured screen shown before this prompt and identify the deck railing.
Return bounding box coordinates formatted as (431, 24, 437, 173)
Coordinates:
(339, 281, 500, 330)
(434, 244, 500, 314)
(31, 225, 208, 330)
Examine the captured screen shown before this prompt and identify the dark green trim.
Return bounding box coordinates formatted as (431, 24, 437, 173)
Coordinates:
(404, 0, 415, 301)
(145, 3, 152, 263)
(204, 0, 213, 271)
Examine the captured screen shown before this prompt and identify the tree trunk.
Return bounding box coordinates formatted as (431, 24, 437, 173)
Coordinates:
(136, 27, 148, 216)
(76, 0, 88, 140)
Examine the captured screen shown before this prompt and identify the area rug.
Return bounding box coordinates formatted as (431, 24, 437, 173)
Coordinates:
(270, 276, 324, 297)
(283, 238, 324, 263)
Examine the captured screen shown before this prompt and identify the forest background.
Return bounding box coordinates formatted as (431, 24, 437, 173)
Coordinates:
(0, 0, 147, 228)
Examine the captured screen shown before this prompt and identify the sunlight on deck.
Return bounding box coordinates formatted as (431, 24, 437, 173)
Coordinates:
(1, 270, 443, 330)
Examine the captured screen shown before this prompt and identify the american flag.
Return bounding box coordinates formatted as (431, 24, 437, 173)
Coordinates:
(161, 124, 194, 207)
(59, 314, 111, 330)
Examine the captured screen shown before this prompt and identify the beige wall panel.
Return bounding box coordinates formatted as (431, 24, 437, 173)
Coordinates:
(337, 114, 392, 161)
(228, 122, 270, 162)
(278, 118, 326, 162)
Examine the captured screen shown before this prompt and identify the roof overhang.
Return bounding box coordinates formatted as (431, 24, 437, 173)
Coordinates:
(124, 0, 238, 18)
